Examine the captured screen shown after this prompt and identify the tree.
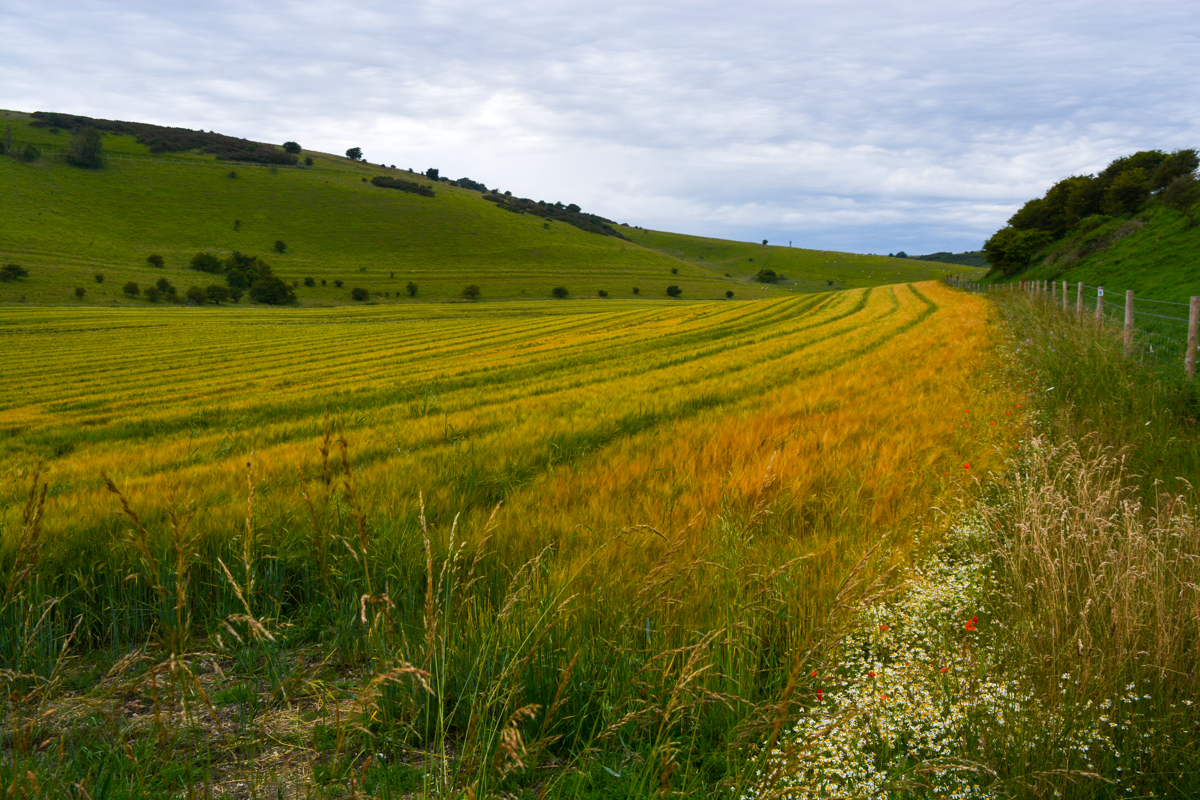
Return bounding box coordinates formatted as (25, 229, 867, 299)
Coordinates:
(304, 157, 313, 166)
(283, 141, 301, 154)
(303, 276, 315, 287)
(147, 254, 164, 268)
(632, 287, 640, 294)
(406, 281, 418, 297)
(74, 287, 86, 299)
(666, 285, 682, 297)
(350, 287, 370, 301)
(762, 239, 768, 245)
(0, 263, 29, 281)
(334, 279, 344, 288)
(17, 145, 40, 162)
(598, 289, 608, 297)
(552, 286, 569, 298)
(755, 269, 778, 283)
(426, 168, 439, 180)
(725, 290, 734, 298)
(1152, 149, 1199, 192)
(206, 285, 230, 304)
(670, 267, 678, 275)
(249, 276, 296, 305)
(274, 240, 287, 253)
(1163, 174, 1200, 227)
(229, 288, 243, 303)
(982, 226, 1053, 276)
(123, 281, 140, 297)
(66, 126, 104, 168)
(94, 272, 104, 283)
(346, 147, 363, 161)
(186, 285, 207, 305)
(1103, 168, 1149, 215)
(190, 252, 225, 273)
(144, 286, 161, 302)
(462, 284, 481, 301)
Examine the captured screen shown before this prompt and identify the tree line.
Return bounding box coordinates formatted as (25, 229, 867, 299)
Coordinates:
(984, 148, 1198, 276)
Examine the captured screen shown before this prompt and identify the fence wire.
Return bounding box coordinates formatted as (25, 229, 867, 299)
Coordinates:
(946, 277, 1197, 378)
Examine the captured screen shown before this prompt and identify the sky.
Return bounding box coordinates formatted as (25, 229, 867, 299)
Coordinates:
(4, 1, 1199, 254)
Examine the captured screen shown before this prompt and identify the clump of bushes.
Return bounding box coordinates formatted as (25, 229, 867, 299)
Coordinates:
(350, 287, 370, 301)
(598, 289, 608, 298)
(406, 282, 417, 297)
(147, 254, 164, 268)
(666, 285, 682, 297)
(65, 126, 104, 169)
(552, 286, 569, 298)
(93, 273, 104, 284)
(0, 263, 29, 282)
(304, 277, 315, 287)
(755, 269, 780, 283)
(371, 176, 435, 197)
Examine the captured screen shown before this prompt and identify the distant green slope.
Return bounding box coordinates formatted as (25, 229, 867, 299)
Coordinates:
(0, 109, 981, 306)
(625, 229, 984, 293)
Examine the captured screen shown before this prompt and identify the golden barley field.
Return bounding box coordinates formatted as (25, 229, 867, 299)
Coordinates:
(4, 284, 1014, 564)
(0, 282, 1022, 797)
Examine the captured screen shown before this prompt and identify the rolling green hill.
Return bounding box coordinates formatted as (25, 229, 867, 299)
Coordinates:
(0, 109, 983, 306)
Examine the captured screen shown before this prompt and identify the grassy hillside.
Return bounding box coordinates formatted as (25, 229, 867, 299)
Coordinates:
(997, 203, 1200, 302)
(624, 227, 983, 294)
(0, 109, 983, 305)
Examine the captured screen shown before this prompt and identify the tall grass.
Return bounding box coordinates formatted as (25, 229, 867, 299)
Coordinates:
(971, 291, 1200, 795)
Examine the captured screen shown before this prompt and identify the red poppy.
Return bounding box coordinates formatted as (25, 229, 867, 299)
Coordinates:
(879, 624, 889, 632)
(940, 666, 949, 674)
(963, 463, 971, 469)
(816, 689, 823, 701)
(811, 670, 818, 677)
(964, 616, 978, 631)
(867, 671, 875, 678)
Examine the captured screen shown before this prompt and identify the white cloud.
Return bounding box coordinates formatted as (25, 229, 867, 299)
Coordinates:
(3, 0, 1198, 252)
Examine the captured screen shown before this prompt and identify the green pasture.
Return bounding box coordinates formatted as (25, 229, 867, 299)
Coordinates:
(0, 108, 983, 307)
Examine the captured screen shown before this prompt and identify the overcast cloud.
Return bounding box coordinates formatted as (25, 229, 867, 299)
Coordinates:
(4, 1, 1198, 253)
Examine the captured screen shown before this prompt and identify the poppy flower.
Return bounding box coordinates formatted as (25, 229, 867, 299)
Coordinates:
(811, 670, 818, 678)
(867, 671, 875, 678)
(963, 463, 970, 469)
(964, 615, 978, 631)
(816, 689, 823, 702)
(879, 624, 889, 632)
(940, 666, 949, 674)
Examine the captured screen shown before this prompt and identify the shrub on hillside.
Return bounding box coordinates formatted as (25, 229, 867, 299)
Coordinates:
(228, 288, 243, 303)
(670, 267, 678, 274)
(304, 157, 313, 166)
(371, 176, 435, 197)
(147, 254, 164, 268)
(74, 287, 85, 299)
(17, 145, 40, 162)
(190, 252, 225, 273)
(66, 126, 104, 168)
(755, 269, 779, 283)
(123, 281, 140, 297)
(632, 287, 639, 294)
(726, 290, 734, 298)
(552, 286, 569, 298)
(666, 285, 682, 297)
(303, 276, 315, 287)
(1, 263, 29, 281)
(206, 285, 230, 304)
(334, 280, 344, 288)
(186, 286, 207, 305)
(283, 141, 301, 154)
(144, 286, 161, 302)
(94, 272, 104, 284)
(249, 276, 296, 305)
(598, 289, 608, 297)
(346, 147, 363, 161)
(274, 240, 287, 253)
(406, 281, 418, 297)
(350, 287, 370, 301)
(462, 284, 481, 301)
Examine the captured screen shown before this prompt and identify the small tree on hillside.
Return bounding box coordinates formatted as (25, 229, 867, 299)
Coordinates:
(274, 240, 287, 253)
(206, 285, 230, 304)
(426, 168, 439, 180)
(462, 284, 481, 301)
(144, 286, 161, 302)
(186, 286, 207, 305)
(666, 285, 682, 297)
(552, 286, 569, 298)
(726, 290, 734, 298)
(406, 281, 418, 297)
(74, 287, 86, 299)
(283, 141, 302, 154)
(66, 126, 104, 168)
(147, 254, 164, 268)
(350, 287, 370, 301)
(123, 281, 140, 297)
(346, 147, 363, 161)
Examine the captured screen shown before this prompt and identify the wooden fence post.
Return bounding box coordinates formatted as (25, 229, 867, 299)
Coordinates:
(1062, 280, 1068, 311)
(1124, 290, 1134, 355)
(1096, 286, 1105, 322)
(1076, 282, 1083, 319)
(1187, 297, 1199, 381)
(1052, 281, 1057, 304)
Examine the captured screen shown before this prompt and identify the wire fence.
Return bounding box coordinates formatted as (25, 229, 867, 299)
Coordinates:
(946, 275, 1200, 380)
